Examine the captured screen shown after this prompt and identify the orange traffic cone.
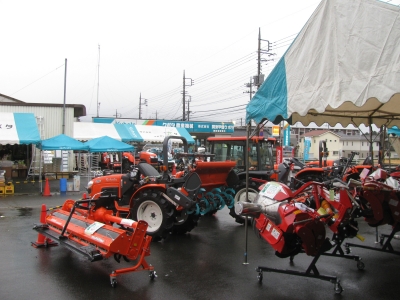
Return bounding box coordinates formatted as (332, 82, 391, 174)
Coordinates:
(42, 178, 52, 197)
(172, 163, 177, 176)
(31, 204, 58, 248)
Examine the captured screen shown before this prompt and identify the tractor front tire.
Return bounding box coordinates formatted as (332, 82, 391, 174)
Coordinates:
(170, 211, 200, 235)
(131, 190, 174, 242)
(229, 180, 260, 224)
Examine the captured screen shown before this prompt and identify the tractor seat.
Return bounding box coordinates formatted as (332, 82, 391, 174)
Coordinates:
(182, 172, 202, 197)
(138, 162, 161, 177)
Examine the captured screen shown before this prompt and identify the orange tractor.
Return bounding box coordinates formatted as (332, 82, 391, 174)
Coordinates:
(87, 136, 238, 241)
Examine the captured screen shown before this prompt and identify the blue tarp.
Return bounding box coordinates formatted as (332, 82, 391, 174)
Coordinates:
(388, 127, 400, 136)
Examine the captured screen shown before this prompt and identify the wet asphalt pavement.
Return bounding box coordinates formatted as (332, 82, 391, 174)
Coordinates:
(1, 181, 400, 300)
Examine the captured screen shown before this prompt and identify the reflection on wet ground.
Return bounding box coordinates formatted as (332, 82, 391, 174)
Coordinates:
(0, 206, 33, 218)
(17, 207, 33, 216)
(0, 195, 400, 300)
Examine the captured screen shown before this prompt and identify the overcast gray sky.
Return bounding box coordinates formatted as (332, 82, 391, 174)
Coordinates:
(1, 0, 398, 127)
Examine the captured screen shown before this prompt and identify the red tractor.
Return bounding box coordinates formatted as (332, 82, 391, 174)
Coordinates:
(100, 152, 136, 173)
(207, 136, 285, 223)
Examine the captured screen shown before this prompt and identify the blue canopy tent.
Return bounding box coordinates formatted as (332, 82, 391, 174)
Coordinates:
(38, 134, 89, 151)
(36, 134, 89, 193)
(246, 0, 400, 163)
(83, 136, 135, 179)
(83, 135, 134, 152)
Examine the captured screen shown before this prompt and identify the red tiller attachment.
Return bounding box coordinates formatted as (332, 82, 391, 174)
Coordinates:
(32, 199, 156, 287)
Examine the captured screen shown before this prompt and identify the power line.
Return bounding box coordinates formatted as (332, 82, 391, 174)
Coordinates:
(10, 64, 65, 96)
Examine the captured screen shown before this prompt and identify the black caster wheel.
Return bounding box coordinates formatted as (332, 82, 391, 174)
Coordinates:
(257, 272, 263, 283)
(149, 270, 157, 280)
(357, 260, 365, 270)
(334, 281, 343, 294)
(111, 278, 117, 288)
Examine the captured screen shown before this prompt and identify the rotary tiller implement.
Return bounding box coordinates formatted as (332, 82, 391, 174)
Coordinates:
(292, 178, 366, 270)
(176, 160, 237, 215)
(237, 181, 344, 294)
(345, 168, 400, 256)
(32, 196, 155, 288)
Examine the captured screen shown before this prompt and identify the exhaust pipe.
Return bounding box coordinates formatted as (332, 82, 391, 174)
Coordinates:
(235, 202, 264, 218)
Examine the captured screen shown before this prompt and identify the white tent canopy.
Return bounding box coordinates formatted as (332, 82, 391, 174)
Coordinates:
(246, 0, 400, 128)
(73, 122, 195, 144)
(73, 122, 122, 141)
(0, 112, 41, 145)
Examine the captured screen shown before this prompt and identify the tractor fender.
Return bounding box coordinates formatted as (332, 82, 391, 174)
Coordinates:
(129, 184, 168, 208)
(295, 167, 325, 177)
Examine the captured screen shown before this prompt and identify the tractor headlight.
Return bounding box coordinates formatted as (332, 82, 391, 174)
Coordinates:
(87, 180, 93, 189)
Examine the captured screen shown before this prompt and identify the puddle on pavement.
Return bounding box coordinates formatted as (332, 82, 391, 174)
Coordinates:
(17, 207, 33, 217)
(0, 207, 34, 218)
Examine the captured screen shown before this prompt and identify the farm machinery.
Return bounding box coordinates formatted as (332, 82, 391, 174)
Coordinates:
(207, 136, 283, 223)
(100, 152, 137, 173)
(345, 167, 400, 255)
(235, 174, 369, 294)
(87, 136, 238, 241)
(31, 193, 155, 288)
(206, 136, 352, 224)
(235, 154, 400, 292)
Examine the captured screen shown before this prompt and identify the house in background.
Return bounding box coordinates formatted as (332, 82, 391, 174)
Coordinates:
(297, 130, 397, 163)
(298, 130, 341, 161)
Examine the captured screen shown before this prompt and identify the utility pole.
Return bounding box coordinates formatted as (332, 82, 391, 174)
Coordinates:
(114, 110, 121, 119)
(254, 28, 275, 90)
(182, 70, 193, 121)
(257, 28, 261, 90)
(139, 93, 148, 119)
(186, 95, 192, 121)
(97, 44, 100, 117)
(244, 77, 255, 101)
(62, 58, 67, 134)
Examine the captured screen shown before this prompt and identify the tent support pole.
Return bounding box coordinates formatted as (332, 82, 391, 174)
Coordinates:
(243, 122, 251, 265)
(40, 149, 42, 193)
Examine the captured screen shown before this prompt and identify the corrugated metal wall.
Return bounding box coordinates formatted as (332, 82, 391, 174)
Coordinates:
(0, 105, 75, 138)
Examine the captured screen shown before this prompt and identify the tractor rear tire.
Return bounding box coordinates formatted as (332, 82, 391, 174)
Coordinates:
(229, 180, 260, 224)
(131, 189, 174, 242)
